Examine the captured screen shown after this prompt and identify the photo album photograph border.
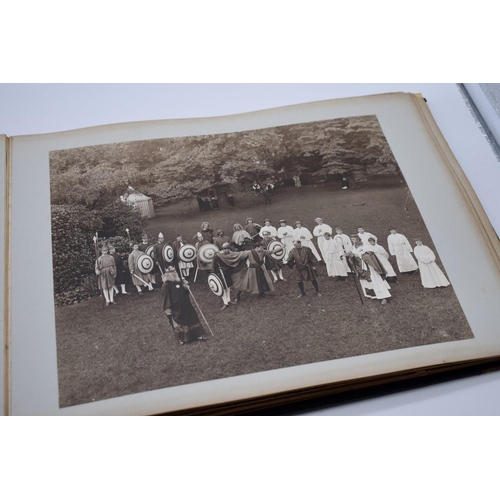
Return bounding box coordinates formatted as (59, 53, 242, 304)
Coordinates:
(5, 92, 500, 415)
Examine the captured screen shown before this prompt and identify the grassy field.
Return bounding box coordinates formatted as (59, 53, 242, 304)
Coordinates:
(55, 181, 474, 408)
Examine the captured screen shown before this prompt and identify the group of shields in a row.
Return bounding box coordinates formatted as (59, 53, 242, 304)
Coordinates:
(135, 240, 286, 298)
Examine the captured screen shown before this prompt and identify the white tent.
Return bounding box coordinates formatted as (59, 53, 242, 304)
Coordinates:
(121, 187, 155, 218)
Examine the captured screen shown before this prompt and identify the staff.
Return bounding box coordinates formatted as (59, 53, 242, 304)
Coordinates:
(184, 282, 215, 337)
(93, 232, 106, 309)
(336, 235, 364, 305)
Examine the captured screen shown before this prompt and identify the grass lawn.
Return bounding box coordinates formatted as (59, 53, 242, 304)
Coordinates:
(55, 181, 474, 408)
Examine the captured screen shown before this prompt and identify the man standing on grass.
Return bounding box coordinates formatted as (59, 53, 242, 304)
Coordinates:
(161, 266, 207, 345)
(333, 228, 352, 274)
(313, 217, 333, 261)
(245, 217, 262, 242)
(128, 243, 154, 293)
(287, 240, 321, 298)
(277, 219, 294, 263)
(140, 234, 157, 284)
(153, 232, 167, 279)
(293, 221, 322, 261)
(259, 219, 277, 238)
(387, 227, 418, 274)
(261, 230, 286, 282)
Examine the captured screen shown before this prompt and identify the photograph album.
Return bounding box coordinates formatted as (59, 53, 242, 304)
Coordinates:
(2, 92, 500, 415)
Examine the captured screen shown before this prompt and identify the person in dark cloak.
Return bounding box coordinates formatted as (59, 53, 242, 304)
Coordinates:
(109, 245, 129, 295)
(161, 266, 207, 345)
(287, 239, 321, 298)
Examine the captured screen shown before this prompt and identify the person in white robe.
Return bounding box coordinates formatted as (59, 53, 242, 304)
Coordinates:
(414, 240, 450, 288)
(333, 228, 352, 273)
(387, 228, 418, 273)
(259, 219, 277, 238)
(277, 220, 294, 263)
(323, 232, 348, 279)
(357, 227, 378, 245)
(366, 237, 397, 282)
(293, 221, 322, 261)
(313, 217, 333, 261)
(349, 235, 391, 304)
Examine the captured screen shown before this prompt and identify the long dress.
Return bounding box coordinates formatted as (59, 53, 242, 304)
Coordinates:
(333, 234, 353, 273)
(128, 249, 152, 286)
(292, 227, 322, 261)
(277, 225, 294, 262)
(323, 238, 348, 277)
(367, 243, 397, 279)
(95, 254, 116, 289)
(313, 223, 333, 260)
(161, 281, 205, 343)
(287, 247, 318, 282)
(239, 249, 275, 294)
(350, 245, 391, 300)
(414, 245, 450, 288)
(387, 233, 418, 272)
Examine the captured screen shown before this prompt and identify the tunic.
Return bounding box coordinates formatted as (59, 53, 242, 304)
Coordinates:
(128, 249, 152, 286)
(245, 223, 262, 239)
(414, 245, 450, 288)
(111, 253, 126, 285)
(200, 229, 214, 243)
(261, 236, 283, 272)
(161, 281, 205, 343)
(259, 225, 277, 238)
(214, 235, 231, 249)
(153, 241, 168, 274)
(366, 243, 397, 278)
(323, 238, 348, 277)
(387, 233, 418, 272)
(333, 234, 352, 273)
(172, 239, 194, 272)
(195, 240, 214, 271)
(212, 250, 251, 290)
(287, 247, 318, 282)
(277, 225, 294, 262)
(292, 227, 322, 261)
(95, 254, 116, 289)
(313, 223, 333, 260)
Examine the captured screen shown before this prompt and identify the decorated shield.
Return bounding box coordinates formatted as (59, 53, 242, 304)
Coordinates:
(208, 273, 224, 296)
(162, 244, 174, 263)
(198, 243, 219, 264)
(179, 244, 197, 263)
(145, 245, 155, 257)
(267, 240, 285, 261)
(137, 254, 154, 274)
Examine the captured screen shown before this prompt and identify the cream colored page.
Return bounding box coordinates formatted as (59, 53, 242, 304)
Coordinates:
(9, 94, 500, 415)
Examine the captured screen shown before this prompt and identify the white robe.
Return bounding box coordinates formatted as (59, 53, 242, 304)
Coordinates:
(277, 225, 294, 262)
(387, 233, 418, 272)
(313, 223, 333, 260)
(259, 225, 277, 238)
(333, 234, 352, 273)
(323, 238, 347, 277)
(367, 243, 397, 278)
(358, 231, 377, 245)
(414, 245, 450, 288)
(293, 227, 322, 261)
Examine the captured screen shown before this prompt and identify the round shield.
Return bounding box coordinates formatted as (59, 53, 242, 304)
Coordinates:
(162, 244, 174, 263)
(137, 254, 154, 274)
(145, 245, 155, 257)
(208, 273, 224, 296)
(179, 244, 197, 263)
(198, 243, 220, 264)
(267, 240, 285, 261)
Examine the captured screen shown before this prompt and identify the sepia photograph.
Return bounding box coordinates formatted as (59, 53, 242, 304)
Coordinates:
(49, 114, 474, 408)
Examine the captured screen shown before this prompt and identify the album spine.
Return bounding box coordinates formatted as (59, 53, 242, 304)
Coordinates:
(3, 135, 11, 416)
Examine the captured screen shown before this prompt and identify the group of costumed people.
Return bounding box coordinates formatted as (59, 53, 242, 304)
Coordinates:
(94, 217, 450, 344)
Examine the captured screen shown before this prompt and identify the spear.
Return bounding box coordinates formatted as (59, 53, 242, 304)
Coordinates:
(336, 235, 364, 305)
